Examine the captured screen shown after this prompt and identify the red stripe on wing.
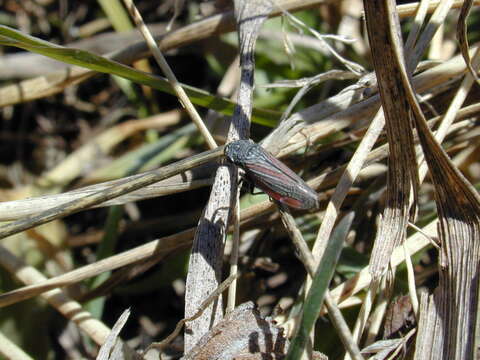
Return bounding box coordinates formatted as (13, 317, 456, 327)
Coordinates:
(252, 177, 304, 209)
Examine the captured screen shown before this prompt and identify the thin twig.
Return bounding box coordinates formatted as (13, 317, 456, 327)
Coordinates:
(0, 245, 136, 353)
(278, 205, 316, 272)
(227, 193, 241, 313)
(277, 205, 364, 360)
(0, 231, 193, 307)
(408, 221, 440, 250)
(403, 243, 419, 316)
(146, 273, 238, 355)
(121, 0, 217, 150)
(345, 279, 379, 360)
(311, 109, 384, 262)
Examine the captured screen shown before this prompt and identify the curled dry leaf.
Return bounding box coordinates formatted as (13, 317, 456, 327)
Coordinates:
(383, 295, 415, 339)
(182, 302, 327, 360)
(369, 0, 480, 358)
(456, 0, 479, 82)
(363, 0, 419, 278)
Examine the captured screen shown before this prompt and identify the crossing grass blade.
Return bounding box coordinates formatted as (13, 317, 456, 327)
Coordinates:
(0, 25, 280, 127)
(286, 212, 354, 360)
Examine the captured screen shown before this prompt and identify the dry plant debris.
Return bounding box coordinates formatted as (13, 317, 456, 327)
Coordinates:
(0, 0, 479, 359)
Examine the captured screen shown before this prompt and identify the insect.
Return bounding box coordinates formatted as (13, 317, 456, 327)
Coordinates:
(224, 140, 318, 210)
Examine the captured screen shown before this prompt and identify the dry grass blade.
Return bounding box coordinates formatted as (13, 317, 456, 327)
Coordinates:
(280, 10, 365, 75)
(0, 146, 223, 240)
(227, 194, 241, 313)
(414, 292, 443, 357)
(456, 0, 480, 82)
(0, 332, 34, 360)
(379, 0, 480, 357)
(278, 206, 363, 360)
(96, 309, 136, 360)
(330, 219, 436, 313)
(0, 166, 214, 221)
(36, 109, 182, 189)
(0, 230, 193, 307)
(0, 0, 326, 109)
(268, 43, 475, 160)
(311, 108, 383, 266)
(0, 100, 474, 224)
(121, 0, 217, 150)
(363, 1, 419, 278)
(184, 0, 272, 350)
(0, 244, 136, 352)
(394, 0, 480, 18)
(2, 1, 480, 357)
(146, 273, 237, 356)
(1, 133, 459, 311)
(363, 276, 390, 347)
(403, 243, 419, 316)
(410, 57, 480, 359)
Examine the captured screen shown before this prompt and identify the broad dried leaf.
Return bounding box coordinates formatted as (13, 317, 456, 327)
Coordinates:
(361, 338, 404, 359)
(414, 291, 443, 359)
(456, 0, 479, 81)
(373, 1, 480, 358)
(184, 302, 328, 360)
(184, 0, 272, 351)
(363, 0, 419, 277)
(183, 302, 288, 360)
(383, 295, 415, 339)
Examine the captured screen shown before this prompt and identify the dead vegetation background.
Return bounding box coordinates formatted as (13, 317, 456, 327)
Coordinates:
(0, 0, 479, 359)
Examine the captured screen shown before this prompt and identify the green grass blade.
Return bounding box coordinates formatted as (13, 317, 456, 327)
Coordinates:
(98, 0, 133, 32)
(286, 212, 355, 360)
(0, 25, 280, 126)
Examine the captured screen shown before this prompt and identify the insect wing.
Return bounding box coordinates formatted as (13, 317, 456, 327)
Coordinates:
(242, 146, 318, 209)
(253, 178, 304, 209)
